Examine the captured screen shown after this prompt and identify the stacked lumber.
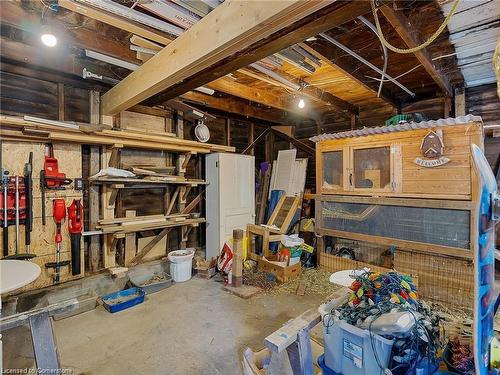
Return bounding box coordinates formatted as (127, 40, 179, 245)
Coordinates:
(90, 176, 206, 185)
(121, 164, 176, 174)
(127, 167, 203, 183)
(96, 213, 205, 234)
(0, 115, 235, 153)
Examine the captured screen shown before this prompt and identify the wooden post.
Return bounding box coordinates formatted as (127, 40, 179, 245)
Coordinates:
(455, 87, 466, 117)
(164, 109, 173, 256)
(444, 97, 452, 118)
(265, 130, 275, 164)
(124, 210, 136, 266)
(100, 110, 120, 268)
(249, 122, 255, 156)
(57, 83, 65, 121)
(89, 90, 101, 272)
(225, 118, 231, 146)
(350, 114, 358, 130)
(232, 229, 244, 287)
(175, 111, 188, 249)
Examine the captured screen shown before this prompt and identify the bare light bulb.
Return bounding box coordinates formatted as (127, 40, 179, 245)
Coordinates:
(298, 98, 305, 109)
(41, 33, 57, 47)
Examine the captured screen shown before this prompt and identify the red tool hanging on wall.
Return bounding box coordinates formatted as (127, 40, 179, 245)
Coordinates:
(40, 144, 72, 225)
(45, 199, 71, 283)
(68, 199, 83, 276)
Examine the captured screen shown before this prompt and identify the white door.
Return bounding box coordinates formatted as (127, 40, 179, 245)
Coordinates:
(218, 153, 255, 252)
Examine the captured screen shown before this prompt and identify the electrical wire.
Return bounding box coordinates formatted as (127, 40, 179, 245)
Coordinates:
(358, 16, 388, 98)
(364, 46, 481, 84)
(371, 0, 461, 54)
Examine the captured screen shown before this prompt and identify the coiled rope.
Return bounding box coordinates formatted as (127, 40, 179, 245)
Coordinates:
(371, 0, 461, 54)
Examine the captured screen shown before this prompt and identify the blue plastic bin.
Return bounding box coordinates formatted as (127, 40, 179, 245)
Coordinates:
(323, 318, 394, 375)
(317, 354, 338, 375)
(102, 287, 145, 313)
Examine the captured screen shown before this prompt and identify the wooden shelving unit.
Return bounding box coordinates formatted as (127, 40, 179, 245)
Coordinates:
(98, 111, 211, 270)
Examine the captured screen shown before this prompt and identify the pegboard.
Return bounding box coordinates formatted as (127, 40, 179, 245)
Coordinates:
(2, 141, 84, 293)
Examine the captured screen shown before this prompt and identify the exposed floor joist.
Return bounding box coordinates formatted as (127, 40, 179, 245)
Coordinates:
(379, 5, 453, 97)
(181, 91, 303, 125)
(1, 2, 139, 64)
(206, 78, 318, 120)
(103, 1, 371, 115)
(239, 65, 358, 115)
(58, 0, 173, 45)
(301, 42, 400, 109)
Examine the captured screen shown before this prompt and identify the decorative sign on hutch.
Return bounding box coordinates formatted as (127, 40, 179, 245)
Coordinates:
(414, 130, 450, 167)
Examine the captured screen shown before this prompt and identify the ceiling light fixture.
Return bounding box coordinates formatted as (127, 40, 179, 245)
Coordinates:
(40, 7, 57, 48)
(297, 82, 306, 109)
(41, 30, 57, 47)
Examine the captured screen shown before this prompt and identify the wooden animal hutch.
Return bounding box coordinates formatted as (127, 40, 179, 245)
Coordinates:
(311, 115, 484, 307)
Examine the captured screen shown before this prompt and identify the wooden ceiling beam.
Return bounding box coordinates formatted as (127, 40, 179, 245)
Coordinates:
(301, 42, 400, 108)
(180, 91, 303, 125)
(239, 67, 358, 115)
(206, 78, 319, 120)
(103, 1, 370, 115)
(146, 1, 370, 107)
(58, 0, 173, 46)
(1, 2, 139, 64)
(379, 5, 453, 97)
(302, 80, 358, 115)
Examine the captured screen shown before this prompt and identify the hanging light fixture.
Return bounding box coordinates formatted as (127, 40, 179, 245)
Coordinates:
(297, 82, 306, 109)
(41, 25, 57, 47)
(40, 5, 57, 47)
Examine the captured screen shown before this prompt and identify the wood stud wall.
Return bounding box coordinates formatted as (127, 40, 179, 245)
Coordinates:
(0, 69, 272, 292)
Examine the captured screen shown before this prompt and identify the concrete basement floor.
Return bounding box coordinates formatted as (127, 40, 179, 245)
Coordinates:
(4, 277, 324, 374)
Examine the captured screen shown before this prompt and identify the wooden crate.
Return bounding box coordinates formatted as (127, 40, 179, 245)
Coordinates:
(258, 255, 301, 282)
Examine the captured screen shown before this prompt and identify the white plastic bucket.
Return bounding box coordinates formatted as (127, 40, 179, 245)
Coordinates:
(168, 249, 195, 282)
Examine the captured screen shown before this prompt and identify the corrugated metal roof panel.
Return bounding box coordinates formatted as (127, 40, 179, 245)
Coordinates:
(309, 115, 483, 142)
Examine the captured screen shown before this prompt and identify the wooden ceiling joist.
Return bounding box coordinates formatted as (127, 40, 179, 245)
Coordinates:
(206, 78, 318, 120)
(147, 1, 371, 108)
(379, 5, 453, 97)
(302, 81, 358, 115)
(102, 1, 371, 115)
(58, 0, 173, 46)
(239, 66, 358, 115)
(1, 2, 139, 64)
(180, 91, 302, 126)
(301, 42, 400, 109)
(130, 35, 163, 51)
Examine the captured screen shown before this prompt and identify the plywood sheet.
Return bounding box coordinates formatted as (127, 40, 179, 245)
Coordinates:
(119, 110, 167, 134)
(138, 235, 167, 261)
(2, 141, 84, 293)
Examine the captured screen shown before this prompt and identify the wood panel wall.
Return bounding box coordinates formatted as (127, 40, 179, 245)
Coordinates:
(466, 83, 500, 126)
(0, 71, 91, 122)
